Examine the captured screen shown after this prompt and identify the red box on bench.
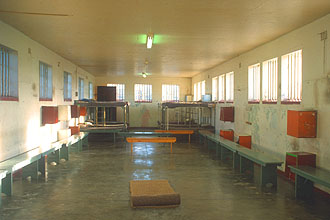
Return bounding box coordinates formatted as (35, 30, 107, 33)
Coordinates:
(220, 130, 234, 141)
(239, 135, 251, 149)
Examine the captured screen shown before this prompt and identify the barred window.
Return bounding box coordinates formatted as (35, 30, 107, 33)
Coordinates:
(39, 61, 52, 101)
(218, 75, 225, 102)
(212, 77, 218, 101)
(248, 63, 260, 103)
(107, 83, 125, 101)
(134, 84, 152, 102)
(281, 50, 302, 103)
(64, 71, 72, 101)
(89, 82, 93, 99)
(78, 77, 84, 100)
(0, 45, 18, 101)
(162, 84, 179, 102)
(225, 72, 234, 102)
(262, 58, 278, 103)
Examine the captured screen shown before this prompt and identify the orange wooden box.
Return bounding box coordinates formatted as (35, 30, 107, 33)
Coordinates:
(238, 135, 251, 149)
(220, 130, 234, 141)
(69, 126, 80, 135)
(287, 110, 317, 138)
(80, 107, 87, 116)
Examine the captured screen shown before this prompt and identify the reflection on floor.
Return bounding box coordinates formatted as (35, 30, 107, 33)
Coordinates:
(1, 137, 330, 220)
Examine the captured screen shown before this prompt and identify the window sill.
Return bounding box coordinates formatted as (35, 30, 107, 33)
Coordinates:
(0, 96, 19, 101)
(64, 98, 72, 102)
(248, 100, 260, 104)
(281, 101, 301, 105)
(226, 101, 234, 103)
(39, 98, 53, 102)
(135, 101, 152, 103)
(262, 101, 277, 104)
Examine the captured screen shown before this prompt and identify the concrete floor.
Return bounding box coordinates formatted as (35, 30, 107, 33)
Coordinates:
(1, 135, 330, 220)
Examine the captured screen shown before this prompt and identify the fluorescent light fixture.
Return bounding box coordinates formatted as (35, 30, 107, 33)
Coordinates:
(142, 72, 147, 78)
(147, 34, 153, 49)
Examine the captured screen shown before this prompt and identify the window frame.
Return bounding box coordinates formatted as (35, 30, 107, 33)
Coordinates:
(262, 58, 278, 104)
(39, 61, 53, 101)
(134, 83, 152, 103)
(225, 72, 234, 103)
(0, 44, 19, 101)
(162, 84, 180, 102)
(78, 77, 84, 100)
(218, 74, 225, 103)
(248, 63, 261, 104)
(281, 49, 302, 104)
(107, 83, 125, 101)
(88, 82, 93, 99)
(212, 77, 218, 101)
(63, 71, 72, 102)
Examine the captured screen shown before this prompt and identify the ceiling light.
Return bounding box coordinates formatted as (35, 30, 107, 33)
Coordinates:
(142, 72, 147, 78)
(146, 34, 153, 49)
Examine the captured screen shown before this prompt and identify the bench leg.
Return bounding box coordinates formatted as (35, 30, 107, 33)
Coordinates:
(49, 150, 60, 164)
(82, 136, 89, 149)
(78, 139, 83, 151)
(131, 143, 133, 153)
(233, 152, 240, 170)
(189, 134, 191, 144)
(261, 164, 278, 188)
(2, 173, 13, 196)
(240, 156, 253, 174)
(295, 174, 313, 199)
(22, 160, 39, 181)
(171, 143, 173, 153)
(60, 146, 69, 161)
(38, 156, 47, 177)
(215, 144, 220, 158)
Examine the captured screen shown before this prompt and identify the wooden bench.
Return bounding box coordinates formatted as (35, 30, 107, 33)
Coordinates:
(155, 130, 194, 143)
(289, 165, 330, 199)
(198, 130, 283, 188)
(126, 137, 176, 153)
(0, 132, 88, 206)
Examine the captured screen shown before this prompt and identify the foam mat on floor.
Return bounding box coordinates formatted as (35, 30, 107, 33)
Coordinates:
(129, 180, 181, 208)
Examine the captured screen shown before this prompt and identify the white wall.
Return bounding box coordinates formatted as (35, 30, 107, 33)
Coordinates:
(95, 76, 192, 127)
(192, 14, 330, 172)
(0, 21, 95, 161)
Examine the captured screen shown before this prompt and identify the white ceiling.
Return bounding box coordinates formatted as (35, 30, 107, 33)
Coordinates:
(0, 0, 329, 77)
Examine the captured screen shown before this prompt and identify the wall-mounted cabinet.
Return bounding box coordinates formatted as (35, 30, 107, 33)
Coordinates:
(220, 107, 234, 122)
(42, 106, 58, 125)
(71, 105, 80, 118)
(287, 110, 317, 138)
